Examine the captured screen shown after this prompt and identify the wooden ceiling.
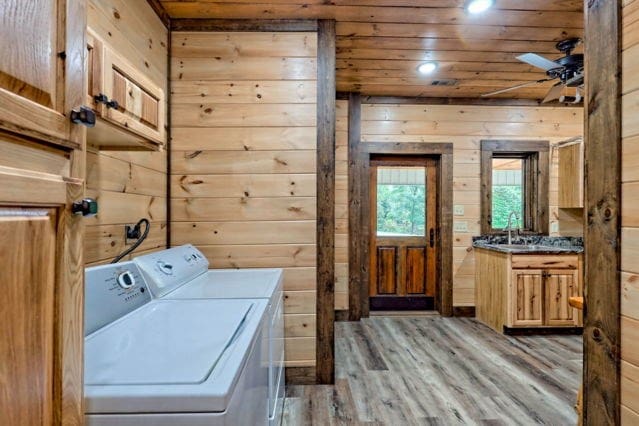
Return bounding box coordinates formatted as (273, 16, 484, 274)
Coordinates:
(157, 1, 584, 100)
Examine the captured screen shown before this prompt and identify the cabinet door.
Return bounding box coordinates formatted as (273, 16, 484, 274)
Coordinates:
(558, 143, 584, 208)
(511, 270, 543, 326)
(0, 167, 84, 425)
(101, 47, 166, 146)
(0, 0, 85, 148)
(544, 269, 579, 326)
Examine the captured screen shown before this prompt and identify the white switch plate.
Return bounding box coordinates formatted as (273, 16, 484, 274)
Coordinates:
(454, 221, 468, 232)
(550, 222, 559, 233)
(454, 205, 465, 216)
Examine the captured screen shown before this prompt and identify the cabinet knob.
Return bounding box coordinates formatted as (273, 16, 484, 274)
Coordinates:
(93, 93, 108, 104)
(106, 99, 119, 110)
(72, 198, 98, 217)
(70, 106, 96, 127)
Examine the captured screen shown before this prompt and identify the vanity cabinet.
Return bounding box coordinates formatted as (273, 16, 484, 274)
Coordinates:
(475, 248, 583, 333)
(558, 142, 584, 208)
(86, 31, 166, 150)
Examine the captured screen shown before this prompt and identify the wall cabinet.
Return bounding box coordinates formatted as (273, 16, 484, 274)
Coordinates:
(0, 0, 85, 149)
(86, 31, 166, 150)
(475, 248, 583, 333)
(558, 142, 584, 208)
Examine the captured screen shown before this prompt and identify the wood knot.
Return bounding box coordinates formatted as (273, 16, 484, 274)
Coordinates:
(288, 206, 303, 213)
(204, 107, 213, 114)
(186, 150, 202, 159)
(592, 327, 602, 341)
(113, 10, 121, 19)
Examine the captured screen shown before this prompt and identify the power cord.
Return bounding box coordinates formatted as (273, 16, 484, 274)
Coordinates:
(111, 218, 150, 264)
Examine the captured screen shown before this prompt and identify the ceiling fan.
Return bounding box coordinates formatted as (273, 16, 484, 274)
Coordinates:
(481, 38, 584, 103)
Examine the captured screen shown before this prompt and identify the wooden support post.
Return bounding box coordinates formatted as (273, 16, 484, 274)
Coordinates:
(348, 92, 362, 321)
(583, 0, 621, 424)
(316, 19, 336, 385)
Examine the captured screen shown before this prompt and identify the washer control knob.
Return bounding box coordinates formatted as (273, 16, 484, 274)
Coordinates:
(156, 260, 174, 275)
(117, 271, 136, 289)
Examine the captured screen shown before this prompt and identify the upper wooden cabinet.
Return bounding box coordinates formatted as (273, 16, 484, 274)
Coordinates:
(86, 31, 166, 150)
(558, 142, 584, 208)
(0, 0, 85, 149)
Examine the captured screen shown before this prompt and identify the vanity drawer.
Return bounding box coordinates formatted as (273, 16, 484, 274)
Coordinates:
(511, 255, 579, 270)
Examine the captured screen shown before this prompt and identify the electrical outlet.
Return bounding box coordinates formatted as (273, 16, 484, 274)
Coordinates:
(454, 221, 468, 232)
(550, 222, 559, 233)
(454, 205, 465, 216)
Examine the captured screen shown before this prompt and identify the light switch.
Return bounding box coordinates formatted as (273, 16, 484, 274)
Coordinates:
(454, 221, 468, 232)
(454, 205, 465, 216)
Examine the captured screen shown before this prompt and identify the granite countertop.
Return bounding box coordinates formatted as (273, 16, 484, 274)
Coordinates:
(472, 235, 584, 254)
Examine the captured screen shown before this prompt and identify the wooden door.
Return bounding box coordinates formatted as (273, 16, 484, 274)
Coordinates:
(369, 156, 438, 310)
(0, 0, 85, 149)
(544, 269, 580, 326)
(511, 269, 543, 326)
(0, 167, 84, 426)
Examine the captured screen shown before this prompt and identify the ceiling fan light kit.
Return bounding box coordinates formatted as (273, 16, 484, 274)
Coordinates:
(482, 37, 584, 103)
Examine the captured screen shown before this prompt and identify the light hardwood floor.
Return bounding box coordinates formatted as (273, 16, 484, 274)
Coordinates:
(283, 317, 582, 425)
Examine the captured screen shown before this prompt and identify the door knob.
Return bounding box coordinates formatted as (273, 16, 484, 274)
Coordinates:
(70, 106, 96, 127)
(72, 198, 98, 217)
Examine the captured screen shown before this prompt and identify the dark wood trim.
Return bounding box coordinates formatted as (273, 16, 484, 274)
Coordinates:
(335, 93, 583, 107)
(316, 19, 336, 386)
(583, 1, 622, 424)
(285, 367, 316, 385)
(360, 142, 453, 155)
(370, 296, 435, 311)
(170, 19, 318, 32)
(353, 143, 454, 319)
(453, 306, 476, 317)
(347, 92, 363, 322)
(146, 0, 170, 28)
(335, 309, 350, 322)
(479, 140, 550, 235)
(166, 25, 172, 248)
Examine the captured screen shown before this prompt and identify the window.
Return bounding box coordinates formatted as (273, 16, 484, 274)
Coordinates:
(480, 140, 549, 234)
(376, 166, 426, 236)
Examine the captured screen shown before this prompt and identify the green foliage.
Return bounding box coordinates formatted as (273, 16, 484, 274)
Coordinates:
(376, 184, 426, 236)
(492, 185, 523, 229)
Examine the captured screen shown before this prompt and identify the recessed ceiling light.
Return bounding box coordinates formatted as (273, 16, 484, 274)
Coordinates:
(466, 0, 494, 14)
(417, 62, 438, 74)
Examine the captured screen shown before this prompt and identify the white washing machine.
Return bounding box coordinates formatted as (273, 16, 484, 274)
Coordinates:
(134, 245, 285, 426)
(84, 261, 269, 425)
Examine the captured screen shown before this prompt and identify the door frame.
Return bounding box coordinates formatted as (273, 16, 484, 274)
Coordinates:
(349, 141, 453, 319)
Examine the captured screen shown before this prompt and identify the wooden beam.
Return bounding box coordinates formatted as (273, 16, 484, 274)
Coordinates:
(170, 19, 318, 32)
(316, 19, 336, 385)
(146, 0, 170, 28)
(583, 0, 622, 424)
(335, 93, 584, 107)
(348, 92, 362, 322)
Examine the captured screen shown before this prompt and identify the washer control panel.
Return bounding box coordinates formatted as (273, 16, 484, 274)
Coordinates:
(85, 261, 151, 336)
(134, 244, 209, 298)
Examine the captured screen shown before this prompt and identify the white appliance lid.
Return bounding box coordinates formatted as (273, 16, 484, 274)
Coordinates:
(85, 299, 252, 386)
(168, 269, 281, 300)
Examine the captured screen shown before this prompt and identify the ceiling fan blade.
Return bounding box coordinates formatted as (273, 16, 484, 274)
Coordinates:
(542, 83, 565, 103)
(481, 79, 552, 97)
(565, 73, 584, 87)
(517, 53, 561, 71)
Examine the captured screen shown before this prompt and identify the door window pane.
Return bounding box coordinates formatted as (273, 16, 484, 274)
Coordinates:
(376, 167, 426, 236)
(491, 158, 523, 229)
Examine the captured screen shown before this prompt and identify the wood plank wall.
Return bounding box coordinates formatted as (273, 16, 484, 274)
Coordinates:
(85, 0, 169, 265)
(170, 31, 318, 367)
(336, 99, 348, 311)
(621, 1, 639, 422)
(356, 104, 584, 307)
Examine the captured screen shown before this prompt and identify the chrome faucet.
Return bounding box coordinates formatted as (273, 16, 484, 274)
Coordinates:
(505, 211, 521, 245)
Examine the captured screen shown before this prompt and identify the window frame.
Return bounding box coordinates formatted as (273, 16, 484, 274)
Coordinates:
(480, 140, 550, 235)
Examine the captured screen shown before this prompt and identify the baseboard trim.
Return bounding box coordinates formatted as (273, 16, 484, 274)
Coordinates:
(335, 309, 349, 322)
(453, 306, 476, 317)
(285, 366, 316, 385)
